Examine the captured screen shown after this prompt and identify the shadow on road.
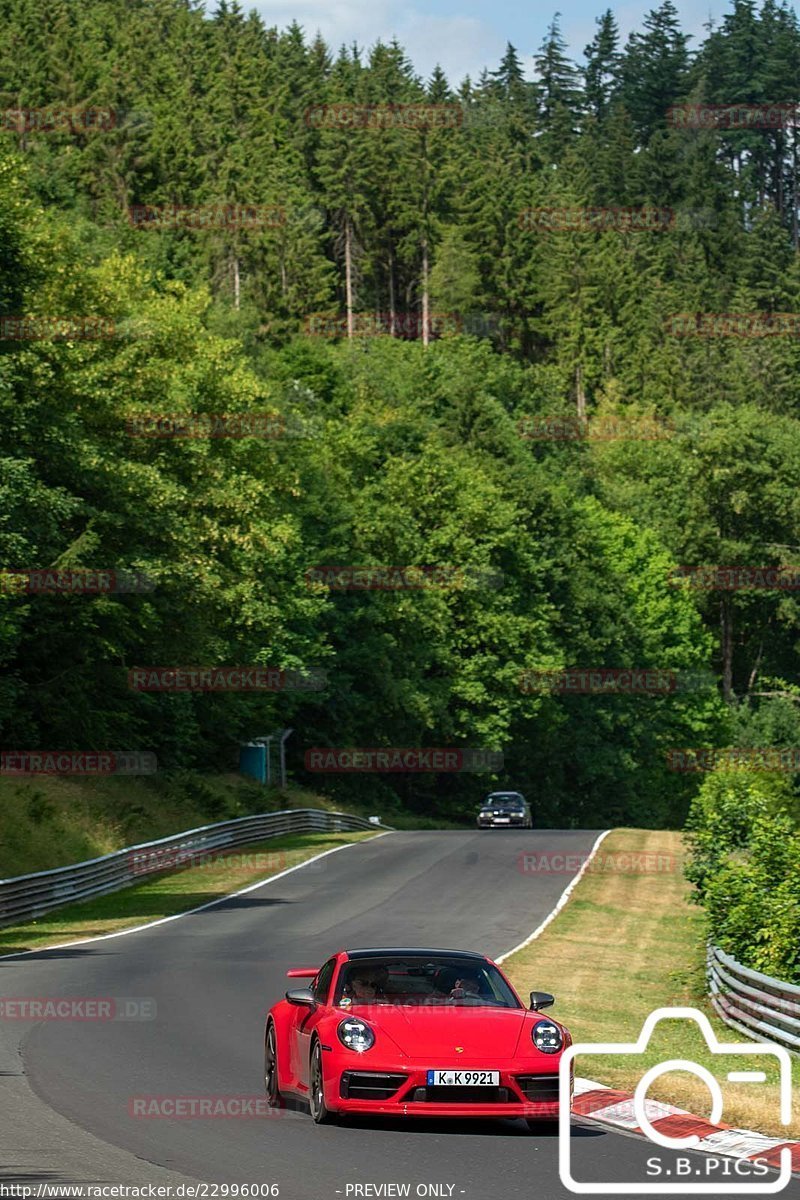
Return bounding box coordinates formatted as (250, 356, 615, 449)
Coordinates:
(307, 1112, 607, 1138)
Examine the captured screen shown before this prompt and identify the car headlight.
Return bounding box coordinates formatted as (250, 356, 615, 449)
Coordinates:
(337, 1017, 375, 1052)
(532, 1019, 563, 1054)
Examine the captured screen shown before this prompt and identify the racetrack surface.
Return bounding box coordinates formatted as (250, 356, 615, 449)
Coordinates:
(2, 829, 797, 1200)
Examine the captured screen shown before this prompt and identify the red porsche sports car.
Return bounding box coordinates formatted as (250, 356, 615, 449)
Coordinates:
(263, 946, 573, 1127)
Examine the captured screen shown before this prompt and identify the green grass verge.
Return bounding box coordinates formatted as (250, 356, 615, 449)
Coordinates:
(0, 830, 378, 956)
(0, 771, 424, 880)
(501, 828, 798, 1139)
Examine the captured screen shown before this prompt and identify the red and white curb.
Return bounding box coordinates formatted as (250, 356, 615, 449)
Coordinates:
(574, 1077, 800, 1175)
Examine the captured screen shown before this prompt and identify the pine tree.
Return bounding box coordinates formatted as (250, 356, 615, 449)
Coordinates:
(313, 47, 376, 335)
(534, 14, 583, 161)
(363, 39, 422, 330)
(576, 101, 639, 205)
(760, 0, 800, 240)
(396, 115, 457, 344)
(620, 0, 690, 142)
(583, 10, 621, 123)
(428, 225, 482, 319)
(490, 43, 526, 100)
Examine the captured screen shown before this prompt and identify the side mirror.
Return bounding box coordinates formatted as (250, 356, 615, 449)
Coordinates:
(530, 990, 555, 1011)
(286, 987, 316, 1007)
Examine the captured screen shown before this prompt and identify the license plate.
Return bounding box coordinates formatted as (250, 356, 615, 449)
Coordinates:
(427, 1070, 499, 1086)
(493, 817, 510, 823)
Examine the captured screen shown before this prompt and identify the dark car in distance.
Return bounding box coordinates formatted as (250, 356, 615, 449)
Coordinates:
(477, 792, 533, 829)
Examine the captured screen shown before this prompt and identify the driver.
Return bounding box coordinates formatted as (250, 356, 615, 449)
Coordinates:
(345, 965, 389, 1002)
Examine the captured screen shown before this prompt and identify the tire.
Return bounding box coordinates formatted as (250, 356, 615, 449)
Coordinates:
(308, 1041, 336, 1124)
(264, 1022, 285, 1109)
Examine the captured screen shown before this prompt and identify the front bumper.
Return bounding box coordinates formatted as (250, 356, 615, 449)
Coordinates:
(477, 815, 526, 827)
(330, 1062, 571, 1118)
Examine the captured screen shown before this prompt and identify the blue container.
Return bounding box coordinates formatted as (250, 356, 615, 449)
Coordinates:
(239, 742, 267, 784)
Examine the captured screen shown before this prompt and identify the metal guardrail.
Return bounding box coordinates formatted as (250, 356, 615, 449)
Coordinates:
(0, 808, 392, 929)
(707, 942, 800, 1054)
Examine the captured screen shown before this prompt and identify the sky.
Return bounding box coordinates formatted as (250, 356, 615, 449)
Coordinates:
(247, 0, 726, 87)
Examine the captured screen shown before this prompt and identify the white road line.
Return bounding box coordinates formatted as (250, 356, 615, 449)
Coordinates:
(0, 832, 394, 960)
(495, 828, 612, 962)
(2, 826, 611, 964)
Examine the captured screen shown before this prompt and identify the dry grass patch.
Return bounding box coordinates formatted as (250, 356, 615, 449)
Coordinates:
(502, 828, 799, 1139)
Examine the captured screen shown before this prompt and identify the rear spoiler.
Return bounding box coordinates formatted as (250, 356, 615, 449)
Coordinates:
(286, 967, 318, 978)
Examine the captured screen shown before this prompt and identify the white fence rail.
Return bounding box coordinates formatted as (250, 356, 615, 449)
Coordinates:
(707, 942, 800, 1053)
(0, 808, 391, 929)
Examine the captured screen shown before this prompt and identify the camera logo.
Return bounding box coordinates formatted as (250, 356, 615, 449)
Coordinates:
(558, 1007, 793, 1194)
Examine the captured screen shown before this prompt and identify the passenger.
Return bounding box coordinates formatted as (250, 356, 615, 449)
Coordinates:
(449, 971, 483, 999)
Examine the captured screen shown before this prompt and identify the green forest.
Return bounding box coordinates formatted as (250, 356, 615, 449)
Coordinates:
(2, 0, 800, 835)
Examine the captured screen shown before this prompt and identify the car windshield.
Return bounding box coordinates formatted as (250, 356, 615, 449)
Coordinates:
(488, 794, 523, 807)
(334, 955, 521, 1009)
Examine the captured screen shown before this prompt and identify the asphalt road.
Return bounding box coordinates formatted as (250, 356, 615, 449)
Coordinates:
(1, 829, 797, 1200)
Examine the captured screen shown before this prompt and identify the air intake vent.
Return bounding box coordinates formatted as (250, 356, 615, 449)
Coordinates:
(516, 1074, 560, 1102)
(340, 1071, 408, 1100)
(415, 1085, 509, 1103)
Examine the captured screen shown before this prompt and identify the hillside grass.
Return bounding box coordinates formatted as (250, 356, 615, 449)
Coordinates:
(502, 828, 799, 1140)
(0, 771, 442, 881)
